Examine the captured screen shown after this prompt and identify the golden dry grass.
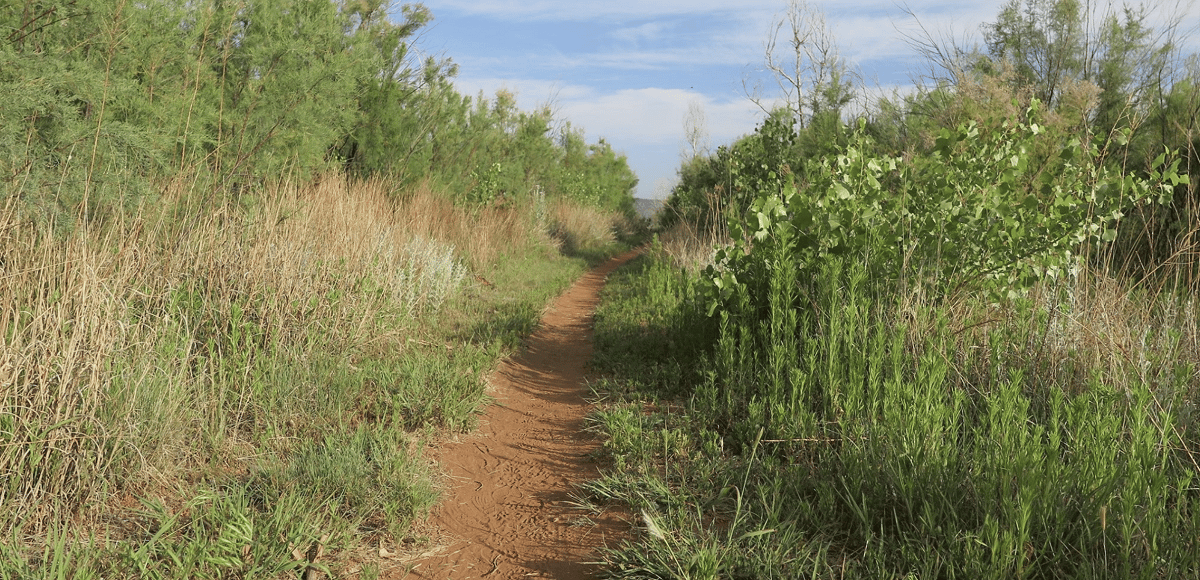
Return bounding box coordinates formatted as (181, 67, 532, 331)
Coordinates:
(391, 180, 545, 269)
(548, 198, 618, 254)
(0, 173, 608, 534)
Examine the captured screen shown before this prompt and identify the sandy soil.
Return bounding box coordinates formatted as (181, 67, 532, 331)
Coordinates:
(399, 249, 641, 579)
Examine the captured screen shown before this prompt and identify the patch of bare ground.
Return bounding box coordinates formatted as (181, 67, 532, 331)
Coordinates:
(386, 249, 642, 579)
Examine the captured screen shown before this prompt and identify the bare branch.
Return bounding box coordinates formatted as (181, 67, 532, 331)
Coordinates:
(682, 100, 710, 160)
(895, 3, 980, 89)
(744, 0, 858, 128)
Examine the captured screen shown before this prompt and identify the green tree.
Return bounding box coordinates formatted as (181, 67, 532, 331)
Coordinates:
(985, 0, 1085, 108)
(209, 0, 363, 180)
(1, 0, 169, 226)
(2, 0, 640, 227)
(336, 2, 445, 178)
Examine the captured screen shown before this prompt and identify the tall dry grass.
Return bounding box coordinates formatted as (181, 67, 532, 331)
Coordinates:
(393, 180, 548, 269)
(898, 264, 1200, 403)
(656, 216, 731, 273)
(547, 198, 618, 254)
(0, 174, 565, 535)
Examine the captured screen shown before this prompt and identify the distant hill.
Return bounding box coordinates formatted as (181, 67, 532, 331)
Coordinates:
(633, 198, 666, 220)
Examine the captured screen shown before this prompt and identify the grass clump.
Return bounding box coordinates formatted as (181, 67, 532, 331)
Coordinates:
(254, 426, 437, 538)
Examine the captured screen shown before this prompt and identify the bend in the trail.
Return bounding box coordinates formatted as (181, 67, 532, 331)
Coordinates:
(401, 248, 642, 580)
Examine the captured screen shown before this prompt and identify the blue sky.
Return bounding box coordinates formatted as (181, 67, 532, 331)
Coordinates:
(407, 0, 1199, 199)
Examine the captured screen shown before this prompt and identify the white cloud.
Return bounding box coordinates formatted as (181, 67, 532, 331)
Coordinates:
(451, 76, 767, 198)
(612, 22, 671, 44)
(450, 77, 580, 110)
(561, 88, 762, 144)
(453, 78, 761, 144)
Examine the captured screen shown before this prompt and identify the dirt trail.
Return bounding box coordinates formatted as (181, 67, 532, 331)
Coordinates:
(401, 249, 641, 580)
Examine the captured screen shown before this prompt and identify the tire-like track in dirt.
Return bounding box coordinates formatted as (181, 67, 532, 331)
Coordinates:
(404, 249, 641, 579)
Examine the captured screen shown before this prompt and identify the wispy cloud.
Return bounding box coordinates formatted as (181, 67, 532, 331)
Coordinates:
(612, 22, 671, 45)
(564, 88, 762, 145)
(451, 76, 767, 198)
(452, 79, 760, 144)
(557, 89, 765, 199)
(435, 6, 996, 78)
(422, 0, 1004, 23)
(542, 46, 754, 71)
(450, 77, 577, 108)
(419, 1, 1005, 79)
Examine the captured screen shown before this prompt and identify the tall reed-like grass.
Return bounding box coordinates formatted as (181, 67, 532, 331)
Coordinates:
(392, 180, 548, 269)
(591, 239, 1200, 577)
(656, 220, 730, 273)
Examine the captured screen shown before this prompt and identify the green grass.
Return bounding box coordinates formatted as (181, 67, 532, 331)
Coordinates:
(587, 245, 1200, 579)
(445, 250, 589, 350)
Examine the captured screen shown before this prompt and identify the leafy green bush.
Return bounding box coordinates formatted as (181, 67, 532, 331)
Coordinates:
(589, 98, 1198, 576)
(704, 109, 1185, 319)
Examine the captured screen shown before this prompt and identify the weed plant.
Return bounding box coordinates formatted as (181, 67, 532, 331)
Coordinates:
(589, 243, 1200, 578)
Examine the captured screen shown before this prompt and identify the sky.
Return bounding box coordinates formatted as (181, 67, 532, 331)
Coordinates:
(405, 0, 1199, 200)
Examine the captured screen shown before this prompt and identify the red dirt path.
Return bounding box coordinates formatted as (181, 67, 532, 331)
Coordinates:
(400, 249, 642, 579)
